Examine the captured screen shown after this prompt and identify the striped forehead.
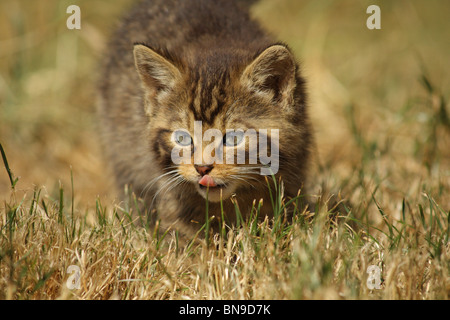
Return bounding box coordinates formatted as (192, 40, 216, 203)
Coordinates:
(187, 66, 231, 126)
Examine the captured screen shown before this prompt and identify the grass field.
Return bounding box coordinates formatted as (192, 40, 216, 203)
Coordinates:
(0, 0, 449, 299)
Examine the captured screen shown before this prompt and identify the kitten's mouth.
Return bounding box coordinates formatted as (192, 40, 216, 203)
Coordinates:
(198, 174, 225, 189)
(195, 175, 236, 202)
(199, 184, 226, 190)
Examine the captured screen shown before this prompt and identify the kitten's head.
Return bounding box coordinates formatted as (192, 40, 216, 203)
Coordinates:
(133, 43, 305, 202)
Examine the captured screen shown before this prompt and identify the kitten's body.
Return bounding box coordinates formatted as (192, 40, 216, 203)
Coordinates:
(98, 0, 313, 238)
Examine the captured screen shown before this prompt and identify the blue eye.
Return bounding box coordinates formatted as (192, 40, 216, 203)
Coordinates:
(173, 130, 192, 146)
(223, 131, 244, 146)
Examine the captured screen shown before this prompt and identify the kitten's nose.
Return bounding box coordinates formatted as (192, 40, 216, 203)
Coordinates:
(195, 165, 213, 176)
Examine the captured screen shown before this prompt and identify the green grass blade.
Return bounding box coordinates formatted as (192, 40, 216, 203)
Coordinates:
(0, 143, 19, 189)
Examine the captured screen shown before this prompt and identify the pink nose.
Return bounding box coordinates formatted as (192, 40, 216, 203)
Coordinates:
(195, 165, 213, 176)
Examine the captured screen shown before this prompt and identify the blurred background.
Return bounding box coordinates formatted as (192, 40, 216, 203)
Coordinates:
(1, 0, 449, 213)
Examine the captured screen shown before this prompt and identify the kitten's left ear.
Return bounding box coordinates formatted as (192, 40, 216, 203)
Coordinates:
(241, 44, 297, 106)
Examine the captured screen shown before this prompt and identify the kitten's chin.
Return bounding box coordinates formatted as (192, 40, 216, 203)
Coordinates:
(195, 184, 237, 202)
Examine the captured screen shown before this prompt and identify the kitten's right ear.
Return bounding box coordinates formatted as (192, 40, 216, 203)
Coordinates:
(133, 44, 181, 96)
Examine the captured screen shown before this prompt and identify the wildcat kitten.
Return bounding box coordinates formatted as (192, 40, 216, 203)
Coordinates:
(97, 0, 313, 238)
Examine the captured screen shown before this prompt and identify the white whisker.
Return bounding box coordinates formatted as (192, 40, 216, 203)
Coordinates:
(140, 168, 180, 199)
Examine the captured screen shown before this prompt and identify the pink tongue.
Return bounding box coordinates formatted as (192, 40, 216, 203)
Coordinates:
(198, 175, 217, 187)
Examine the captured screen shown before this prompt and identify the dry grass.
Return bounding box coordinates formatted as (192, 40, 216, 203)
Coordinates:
(0, 0, 449, 300)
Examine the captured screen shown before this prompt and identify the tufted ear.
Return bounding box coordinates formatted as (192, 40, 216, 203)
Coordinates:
(133, 44, 181, 97)
(241, 44, 297, 105)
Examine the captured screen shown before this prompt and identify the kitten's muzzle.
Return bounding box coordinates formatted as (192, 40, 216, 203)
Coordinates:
(195, 165, 227, 189)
